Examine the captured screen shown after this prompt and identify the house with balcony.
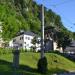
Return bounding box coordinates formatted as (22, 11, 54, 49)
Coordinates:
(9, 30, 41, 52)
(9, 25, 64, 53)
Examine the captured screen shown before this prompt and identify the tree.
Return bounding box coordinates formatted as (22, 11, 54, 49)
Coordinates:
(56, 31, 72, 52)
(73, 32, 75, 40)
(31, 36, 37, 52)
(0, 0, 73, 47)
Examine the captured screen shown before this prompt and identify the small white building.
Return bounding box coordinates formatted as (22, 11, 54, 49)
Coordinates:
(9, 31, 41, 52)
(53, 42, 63, 53)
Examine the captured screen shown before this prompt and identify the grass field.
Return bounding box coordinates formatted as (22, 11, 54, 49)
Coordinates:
(0, 52, 75, 75)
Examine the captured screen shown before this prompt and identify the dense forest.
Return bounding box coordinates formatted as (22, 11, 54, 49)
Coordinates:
(0, 0, 75, 41)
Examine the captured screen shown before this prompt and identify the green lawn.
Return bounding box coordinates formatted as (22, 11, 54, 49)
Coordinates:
(0, 52, 75, 75)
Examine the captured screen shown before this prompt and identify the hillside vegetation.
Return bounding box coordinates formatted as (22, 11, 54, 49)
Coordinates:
(0, 0, 73, 41)
(0, 52, 75, 74)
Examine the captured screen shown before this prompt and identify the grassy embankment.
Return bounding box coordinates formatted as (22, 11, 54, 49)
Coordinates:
(0, 49, 75, 75)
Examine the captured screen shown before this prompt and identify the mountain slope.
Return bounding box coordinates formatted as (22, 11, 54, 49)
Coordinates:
(0, 0, 73, 40)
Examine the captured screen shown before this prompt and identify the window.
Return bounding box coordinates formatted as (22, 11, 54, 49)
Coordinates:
(28, 37, 30, 40)
(20, 37, 23, 40)
(27, 44, 29, 47)
(25, 42, 26, 44)
(13, 39, 16, 42)
(21, 37, 23, 39)
(25, 46, 26, 48)
(20, 37, 21, 40)
(25, 37, 30, 40)
(25, 37, 27, 39)
(20, 44, 22, 46)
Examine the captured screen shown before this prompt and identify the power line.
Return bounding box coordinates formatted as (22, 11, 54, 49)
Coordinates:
(57, 11, 75, 29)
(50, 4, 75, 31)
(35, 0, 75, 31)
(49, 0, 75, 7)
(43, 0, 75, 28)
(50, 0, 75, 31)
(41, 0, 75, 31)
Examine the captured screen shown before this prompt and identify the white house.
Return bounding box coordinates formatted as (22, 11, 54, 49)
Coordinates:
(9, 31, 41, 52)
(9, 29, 63, 53)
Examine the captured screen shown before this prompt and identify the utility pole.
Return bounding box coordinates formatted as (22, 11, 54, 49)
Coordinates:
(37, 2, 47, 74)
(41, 4, 45, 58)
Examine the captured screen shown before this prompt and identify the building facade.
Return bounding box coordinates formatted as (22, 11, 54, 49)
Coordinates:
(9, 31, 41, 52)
(9, 27, 63, 53)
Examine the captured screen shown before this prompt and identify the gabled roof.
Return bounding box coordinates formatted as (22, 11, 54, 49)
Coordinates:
(16, 30, 35, 36)
(24, 31, 35, 36)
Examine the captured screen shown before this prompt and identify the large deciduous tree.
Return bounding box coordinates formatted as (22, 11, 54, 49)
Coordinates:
(56, 31, 72, 52)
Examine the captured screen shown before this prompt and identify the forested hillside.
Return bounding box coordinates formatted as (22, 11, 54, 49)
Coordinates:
(0, 0, 73, 41)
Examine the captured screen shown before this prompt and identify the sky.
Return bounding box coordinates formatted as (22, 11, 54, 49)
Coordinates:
(34, 0, 75, 32)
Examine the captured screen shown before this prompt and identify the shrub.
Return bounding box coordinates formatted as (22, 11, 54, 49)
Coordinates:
(37, 56, 48, 74)
(24, 49, 27, 52)
(0, 48, 13, 54)
(53, 50, 60, 54)
(19, 48, 24, 53)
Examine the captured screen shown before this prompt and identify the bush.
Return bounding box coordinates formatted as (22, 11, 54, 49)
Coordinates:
(19, 48, 29, 53)
(0, 48, 13, 54)
(19, 48, 24, 53)
(53, 50, 60, 54)
(37, 56, 48, 74)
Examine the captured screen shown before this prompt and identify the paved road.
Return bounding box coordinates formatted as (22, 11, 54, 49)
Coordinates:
(53, 72, 75, 75)
(58, 73, 75, 75)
